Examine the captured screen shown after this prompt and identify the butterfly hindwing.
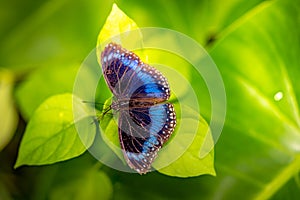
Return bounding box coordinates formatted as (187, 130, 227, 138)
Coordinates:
(118, 103, 176, 174)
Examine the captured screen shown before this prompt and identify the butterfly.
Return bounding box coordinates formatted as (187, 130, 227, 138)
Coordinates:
(101, 43, 176, 174)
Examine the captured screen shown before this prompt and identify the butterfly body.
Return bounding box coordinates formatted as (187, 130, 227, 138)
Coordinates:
(101, 43, 176, 174)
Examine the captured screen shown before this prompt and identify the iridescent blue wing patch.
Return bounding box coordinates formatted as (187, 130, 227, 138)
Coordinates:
(101, 43, 176, 174)
(101, 43, 170, 102)
(118, 103, 176, 174)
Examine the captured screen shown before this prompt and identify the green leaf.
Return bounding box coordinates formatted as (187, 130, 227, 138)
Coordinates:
(13, 55, 101, 169)
(0, 69, 18, 151)
(115, 0, 266, 46)
(49, 168, 112, 200)
(197, 0, 300, 199)
(15, 64, 79, 120)
(15, 93, 96, 168)
(100, 0, 300, 199)
(271, 176, 300, 200)
(154, 108, 215, 177)
(0, 0, 113, 68)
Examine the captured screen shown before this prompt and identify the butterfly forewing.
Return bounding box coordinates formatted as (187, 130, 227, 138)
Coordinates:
(101, 43, 170, 101)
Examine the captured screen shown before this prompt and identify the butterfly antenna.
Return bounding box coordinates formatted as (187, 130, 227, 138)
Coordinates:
(102, 106, 112, 115)
(82, 100, 105, 106)
(96, 105, 113, 121)
(82, 100, 113, 122)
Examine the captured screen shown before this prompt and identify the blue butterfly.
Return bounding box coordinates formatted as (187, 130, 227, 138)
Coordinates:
(101, 43, 176, 174)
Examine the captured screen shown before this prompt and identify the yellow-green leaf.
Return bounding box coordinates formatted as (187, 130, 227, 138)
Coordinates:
(0, 69, 18, 151)
(154, 114, 215, 177)
(15, 94, 96, 168)
(96, 3, 142, 63)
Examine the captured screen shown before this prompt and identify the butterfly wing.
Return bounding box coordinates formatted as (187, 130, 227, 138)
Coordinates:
(101, 43, 170, 102)
(118, 103, 176, 174)
(101, 43, 176, 174)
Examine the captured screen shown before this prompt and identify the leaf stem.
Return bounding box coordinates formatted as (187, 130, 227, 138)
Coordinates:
(210, 0, 275, 51)
(255, 155, 300, 200)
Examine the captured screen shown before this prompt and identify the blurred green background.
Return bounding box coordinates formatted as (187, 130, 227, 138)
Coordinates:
(1, 0, 300, 199)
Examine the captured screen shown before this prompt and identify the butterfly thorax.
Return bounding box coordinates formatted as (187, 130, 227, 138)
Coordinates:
(111, 97, 166, 111)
